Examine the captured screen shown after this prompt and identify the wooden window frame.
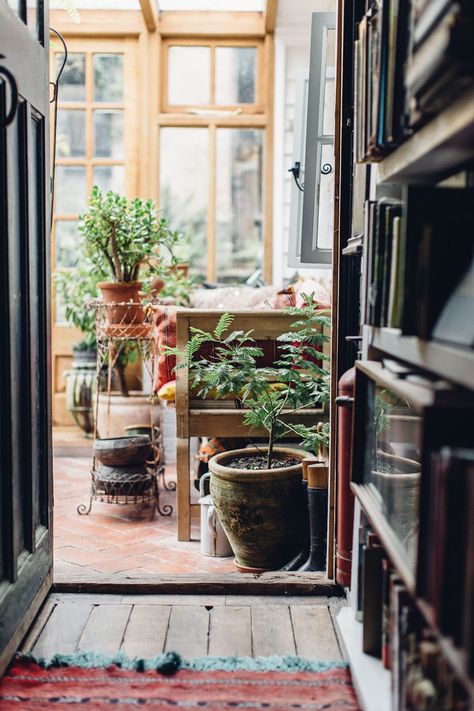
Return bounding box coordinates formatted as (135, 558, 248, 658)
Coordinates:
(158, 33, 273, 283)
(162, 38, 265, 114)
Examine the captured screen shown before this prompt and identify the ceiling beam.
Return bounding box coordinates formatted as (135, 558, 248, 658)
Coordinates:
(263, 0, 278, 33)
(139, 0, 158, 31)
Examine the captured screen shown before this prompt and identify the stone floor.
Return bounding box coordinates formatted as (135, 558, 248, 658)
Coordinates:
(54, 456, 237, 579)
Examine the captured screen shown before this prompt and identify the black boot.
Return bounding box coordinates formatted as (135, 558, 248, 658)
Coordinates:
(299, 467, 328, 572)
(280, 479, 309, 570)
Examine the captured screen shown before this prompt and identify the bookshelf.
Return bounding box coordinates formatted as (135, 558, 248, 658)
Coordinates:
(333, 0, 474, 708)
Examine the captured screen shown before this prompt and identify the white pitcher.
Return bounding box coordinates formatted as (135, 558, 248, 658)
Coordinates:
(198, 473, 233, 557)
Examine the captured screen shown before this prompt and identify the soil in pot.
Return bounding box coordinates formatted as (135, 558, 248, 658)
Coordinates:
(209, 447, 310, 572)
(226, 454, 301, 470)
(98, 281, 144, 326)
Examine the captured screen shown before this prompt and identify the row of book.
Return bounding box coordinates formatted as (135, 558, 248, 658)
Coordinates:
(359, 526, 472, 710)
(353, 0, 474, 161)
(417, 447, 474, 677)
(362, 186, 474, 346)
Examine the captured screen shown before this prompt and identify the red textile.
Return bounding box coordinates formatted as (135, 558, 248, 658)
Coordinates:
(0, 658, 360, 710)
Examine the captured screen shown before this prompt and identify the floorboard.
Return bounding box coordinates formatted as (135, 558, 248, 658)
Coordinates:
(251, 605, 296, 656)
(121, 605, 171, 658)
(32, 602, 93, 657)
(208, 606, 252, 657)
(164, 605, 210, 658)
(23, 593, 346, 662)
(77, 604, 132, 655)
(291, 605, 342, 661)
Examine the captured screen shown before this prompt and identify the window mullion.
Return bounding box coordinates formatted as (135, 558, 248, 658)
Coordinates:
(210, 43, 216, 106)
(208, 123, 217, 282)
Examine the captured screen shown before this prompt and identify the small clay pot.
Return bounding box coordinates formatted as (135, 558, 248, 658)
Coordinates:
(98, 281, 144, 326)
(93, 435, 152, 467)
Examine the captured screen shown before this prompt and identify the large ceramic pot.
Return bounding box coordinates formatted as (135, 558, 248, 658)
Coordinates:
(98, 281, 144, 326)
(95, 391, 160, 438)
(208, 446, 310, 572)
(64, 347, 96, 436)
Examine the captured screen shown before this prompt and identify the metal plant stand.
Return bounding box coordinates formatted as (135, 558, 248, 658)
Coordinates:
(77, 301, 174, 517)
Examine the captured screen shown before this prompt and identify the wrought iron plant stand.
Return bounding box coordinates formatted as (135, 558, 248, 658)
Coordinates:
(78, 300, 174, 517)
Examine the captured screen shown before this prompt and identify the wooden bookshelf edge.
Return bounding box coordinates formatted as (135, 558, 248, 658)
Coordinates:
(336, 607, 391, 711)
(368, 327, 474, 390)
(350, 483, 415, 592)
(377, 87, 474, 183)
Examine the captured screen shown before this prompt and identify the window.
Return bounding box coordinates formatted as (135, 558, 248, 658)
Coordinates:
(52, 40, 137, 318)
(159, 38, 269, 282)
(288, 13, 336, 268)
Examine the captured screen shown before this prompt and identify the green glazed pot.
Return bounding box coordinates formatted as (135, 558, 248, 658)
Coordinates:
(208, 446, 310, 572)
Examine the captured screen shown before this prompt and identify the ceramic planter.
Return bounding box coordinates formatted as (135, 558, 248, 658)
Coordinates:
(93, 435, 152, 467)
(64, 347, 97, 435)
(98, 281, 145, 327)
(95, 391, 160, 438)
(208, 446, 310, 572)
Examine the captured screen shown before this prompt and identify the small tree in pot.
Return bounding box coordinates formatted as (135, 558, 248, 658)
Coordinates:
(169, 295, 330, 570)
(80, 187, 186, 323)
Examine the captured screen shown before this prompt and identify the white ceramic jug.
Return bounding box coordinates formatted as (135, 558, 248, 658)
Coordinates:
(198, 473, 233, 557)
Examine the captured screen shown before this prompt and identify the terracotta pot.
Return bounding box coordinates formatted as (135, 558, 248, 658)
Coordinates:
(95, 391, 160, 438)
(208, 446, 310, 572)
(98, 281, 144, 326)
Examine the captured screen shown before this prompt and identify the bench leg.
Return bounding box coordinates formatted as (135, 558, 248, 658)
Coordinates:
(177, 436, 191, 542)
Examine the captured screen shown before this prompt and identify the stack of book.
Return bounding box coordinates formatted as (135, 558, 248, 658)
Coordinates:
(417, 448, 474, 678)
(354, 0, 409, 161)
(360, 528, 472, 709)
(406, 0, 474, 127)
(363, 186, 474, 343)
(353, 0, 474, 161)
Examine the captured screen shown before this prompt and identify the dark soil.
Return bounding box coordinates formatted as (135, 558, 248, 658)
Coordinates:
(226, 454, 301, 470)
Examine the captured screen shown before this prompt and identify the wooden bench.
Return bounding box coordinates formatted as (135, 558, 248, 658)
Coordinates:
(175, 309, 328, 542)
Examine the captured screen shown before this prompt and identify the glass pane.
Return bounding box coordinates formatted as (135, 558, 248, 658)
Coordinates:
(168, 46, 211, 105)
(315, 143, 334, 250)
(362, 380, 422, 573)
(93, 54, 124, 102)
(6, 0, 22, 20)
(322, 28, 336, 135)
(55, 291, 67, 324)
(160, 127, 209, 278)
(215, 47, 257, 105)
(56, 53, 86, 102)
(57, 110, 86, 158)
(93, 165, 125, 194)
(93, 110, 124, 158)
(216, 128, 263, 283)
(55, 221, 80, 268)
(55, 166, 87, 215)
(27, 0, 38, 38)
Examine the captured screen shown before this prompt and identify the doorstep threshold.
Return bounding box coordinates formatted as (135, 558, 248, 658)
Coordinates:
(53, 571, 341, 596)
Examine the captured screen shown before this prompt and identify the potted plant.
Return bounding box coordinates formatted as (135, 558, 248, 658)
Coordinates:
(80, 187, 184, 325)
(170, 295, 331, 571)
(55, 265, 103, 435)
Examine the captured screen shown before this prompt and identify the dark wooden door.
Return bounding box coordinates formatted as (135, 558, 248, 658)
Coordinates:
(0, 0, 52, 675)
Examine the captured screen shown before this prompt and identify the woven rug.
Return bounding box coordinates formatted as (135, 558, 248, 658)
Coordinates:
(0, 652, 360, 709)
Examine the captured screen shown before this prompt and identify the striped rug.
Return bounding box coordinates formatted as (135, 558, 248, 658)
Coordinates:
(0, 653, 360, 709)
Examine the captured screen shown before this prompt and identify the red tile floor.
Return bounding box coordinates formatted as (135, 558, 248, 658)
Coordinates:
(54, 455, 237, 579)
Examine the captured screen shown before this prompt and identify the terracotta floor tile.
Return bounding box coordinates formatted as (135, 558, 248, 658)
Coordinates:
(53, 456, 234, 580)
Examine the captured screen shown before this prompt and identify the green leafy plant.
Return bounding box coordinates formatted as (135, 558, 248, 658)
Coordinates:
(80, 187, 184, 285)
(169, 294, 331, 468)
(54, 264, 104, 350)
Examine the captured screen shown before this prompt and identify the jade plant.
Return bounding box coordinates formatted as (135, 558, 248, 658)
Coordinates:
(80, 186, 186, 286)
(169, 294, 331, 468)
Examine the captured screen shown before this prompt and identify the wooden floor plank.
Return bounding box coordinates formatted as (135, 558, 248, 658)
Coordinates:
(121, 595, 226, 607)
(32, 602, 93, 658)
(121, 605, 171, 658)
(251, 605, 296, 657)
(225, 595, 329, 606)
(21, 600, 56, 654)
(77, 604, 132, 655)
(291, 605, 342, 661)
(164, 605, 209, 658)
(208, 606, 252, 657)
(48, 593, 123, 605)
